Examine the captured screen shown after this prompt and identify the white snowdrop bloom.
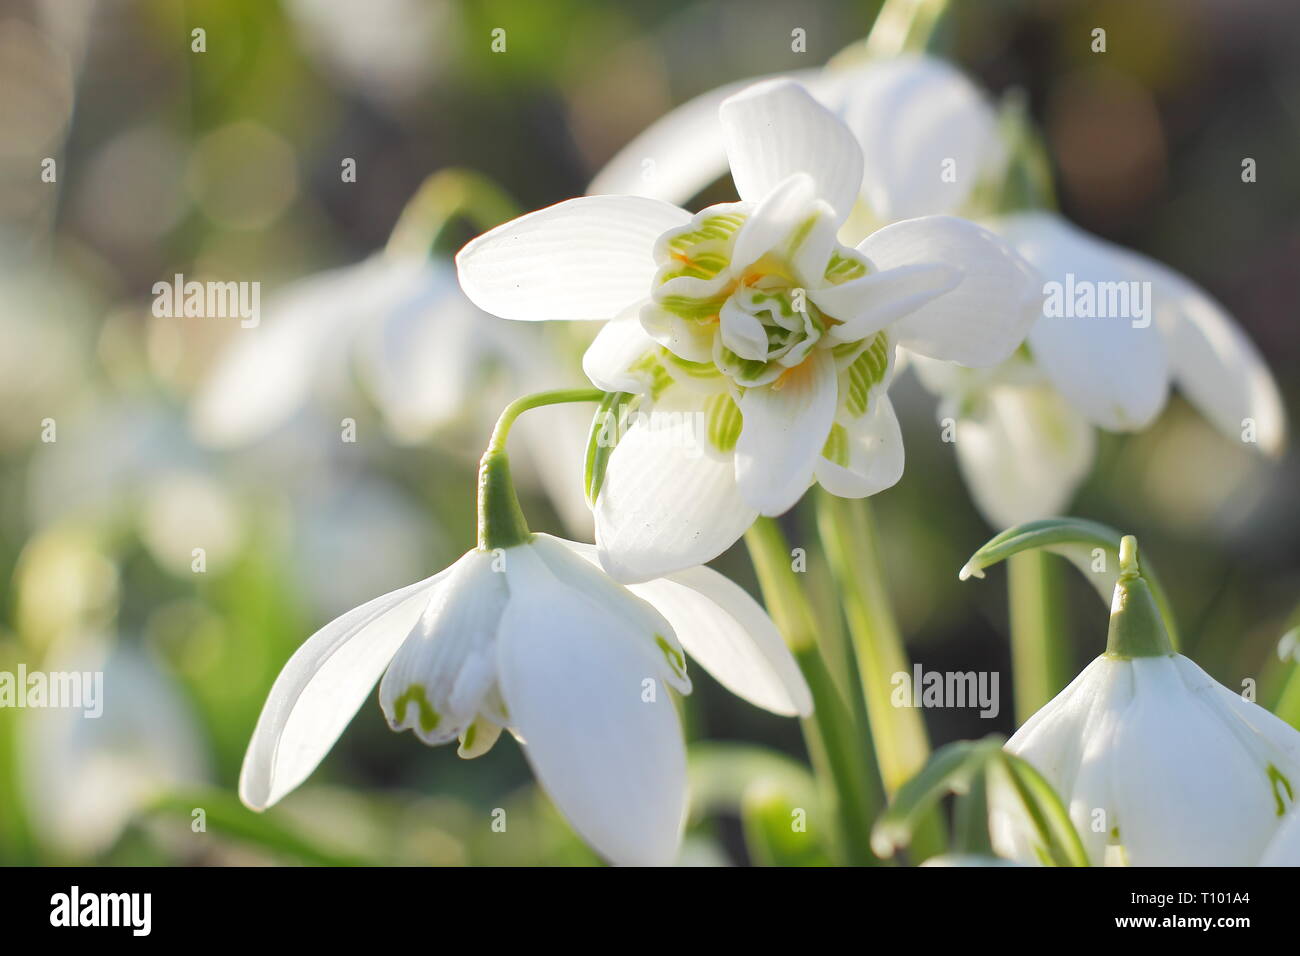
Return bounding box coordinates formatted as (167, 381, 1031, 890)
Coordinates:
(239, 533, 811, 867)
(590, 55, 1285, 530)
(458, 79, 1039, 581)
(992, 538, 1300, 866)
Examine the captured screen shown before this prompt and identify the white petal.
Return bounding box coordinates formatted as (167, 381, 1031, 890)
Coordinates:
(719, 79, 863, 220)
(1111, 656, 1280, 866)
(835, 55, 1005, 221)
(815, 263, 960, 344)
(860, 215, 1040, 366)
(239, 568, 449, 810)
(378, 551, 506, 745)
(730, 172, 818, 273)
(719, 297, 771, 362)
(633, 566, 813, 718)
(735, 349, 838, 516)
(1144, 258, 1286, 455)
(528, 534, 691, 694)
(814, 393, 904, 498)
(455, 196, 690, 321)
(582, 308, 661, 392)
(496, 545, 688, 866)
(950, 382, 1096, 529)
(557, 537, 810, 717)
(998, 212, 1169, 430)
(595, 394, 757, 583)
(1261, 810, 1300, 866)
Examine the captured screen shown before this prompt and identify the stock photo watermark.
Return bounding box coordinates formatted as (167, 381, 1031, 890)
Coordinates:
(891, 665, 1000, 719)
(1042, 273, 1152, 328)
(0, 665, 103, 718)
(151, 274, 261, 328)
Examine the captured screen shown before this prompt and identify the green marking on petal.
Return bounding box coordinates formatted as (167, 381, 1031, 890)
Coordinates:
(844, 334, 889, 417)
(627, 352, 674, 400)
(824, 250, 868, 285)
(655, 634, 687, 678)
(705, 392, 743, 452)
(661, 349, 721, 381)
(657, 293, 729, 322)
(1268, 763, 1294, 816)
(461, 722, 477, 750)
(822, 423, 849, 466)
(785, 213, 819, 261)
(393, 684, 440, 734)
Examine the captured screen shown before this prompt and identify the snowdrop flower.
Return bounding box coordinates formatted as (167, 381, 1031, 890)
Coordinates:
(993, 537, 1300, 866)
(591, 54, 1286, 531)
(240, 393, 812, 866)
(458, 79, 1039, 581)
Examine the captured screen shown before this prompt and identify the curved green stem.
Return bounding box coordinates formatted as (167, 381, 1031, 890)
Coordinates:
(477, 389, 604, 551)
(386, 168, 520, 259)
(744, 519, 884, 866)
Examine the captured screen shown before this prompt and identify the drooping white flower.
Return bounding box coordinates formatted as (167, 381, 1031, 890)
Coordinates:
(458, 79, 1039, 581)
(992, 538, 1300, 866)
(589, 54, 1286, 531)
(239, 532, 811, 867)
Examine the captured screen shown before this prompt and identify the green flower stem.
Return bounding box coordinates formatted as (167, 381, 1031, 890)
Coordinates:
(864, 0, 952, 58)
(744, 518, 884, 866)
(386, 168, 520, 259)
(814, 491, 946, 860)
(1007, 550, 1069, 724)
(477, 389, 604, 551)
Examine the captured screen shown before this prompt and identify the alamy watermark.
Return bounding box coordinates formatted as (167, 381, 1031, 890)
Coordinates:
(152, 273, 260, 328)
(891, 664, 1000, 718)
(0, 665, 103, 718)
(1043, 272, 1152, 328)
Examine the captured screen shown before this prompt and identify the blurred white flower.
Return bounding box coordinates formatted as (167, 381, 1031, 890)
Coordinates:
(1260, 805, 1300, 866)
(458, 79, 1038, 581)
(240, 533, 811, 866)
(21, 637, 209, 857)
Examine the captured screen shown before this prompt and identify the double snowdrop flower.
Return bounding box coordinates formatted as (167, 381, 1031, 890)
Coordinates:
(991, 537, 1300, 866)
(590, 53, 1286, 531)
(457, 79, 1040, 581)
(240, 403, 812, 866)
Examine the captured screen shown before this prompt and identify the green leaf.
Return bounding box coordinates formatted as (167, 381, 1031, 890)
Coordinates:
(959, 517, 1180, 648)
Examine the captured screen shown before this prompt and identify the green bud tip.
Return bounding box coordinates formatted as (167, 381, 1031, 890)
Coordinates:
(1105, 535, 1174, 659)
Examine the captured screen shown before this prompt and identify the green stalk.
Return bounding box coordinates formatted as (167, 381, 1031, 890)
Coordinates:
(1007, 550, 1069, 724)
(386, 168, 520, 259)
(814, 491, 945, 860)
(744, 519, 884, 866)
(477, 389, 604, 550)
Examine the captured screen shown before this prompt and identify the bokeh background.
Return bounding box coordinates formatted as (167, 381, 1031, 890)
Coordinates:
(0, 0, 1297, 865)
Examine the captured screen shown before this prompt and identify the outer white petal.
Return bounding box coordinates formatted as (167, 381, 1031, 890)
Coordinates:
(860, 215, 1040, 366)
(455, 196, 689, 321)
(834, 55, 1005, 220)
(814, 393, 905, 498)
(556, 538, 810, 718)
(997, 212, 1169, 430)
(1144, 258, 1286, 455)
(586, 70, 825, 204)
(239, 567, 450, 810)
(1260, 809, 1300, 866)
(496, 545, 687, 866)
(582, 308, 661, 392)
(595, 394, 757, 583)
(1110, 656, 1280, 866)
(719, 79, 863, 220)
(378, 551, 507, 745)
(736, 349, 838, 516)
(815, 263, 960, 344)
(951, 382, 1096, 529)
